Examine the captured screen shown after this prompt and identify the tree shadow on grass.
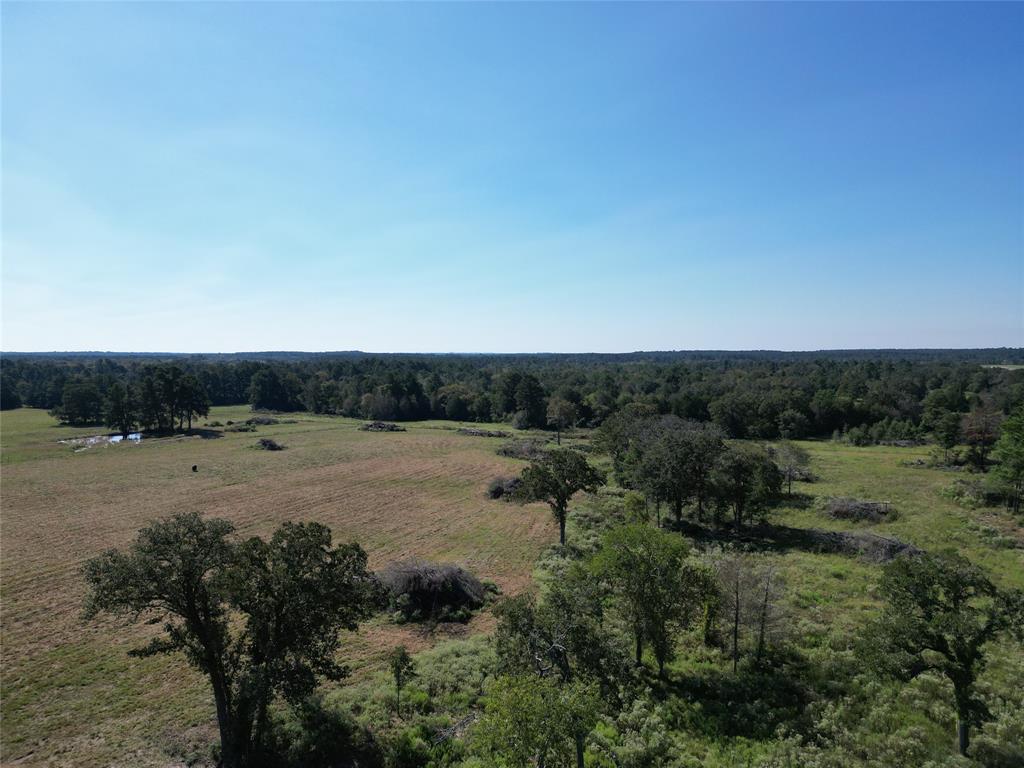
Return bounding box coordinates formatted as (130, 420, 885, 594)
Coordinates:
(654, 650, 818, 741)
(669, 519, 919, 562)
(187, 428, 224, 440)
(778, 491, 816, 510)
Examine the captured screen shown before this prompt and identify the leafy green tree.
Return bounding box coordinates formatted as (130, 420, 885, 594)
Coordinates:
(155, 364, 185, 431)
(712, 444, 782, 532)
(494, 567, 629, 764)
(0, 369, 22, 410)
(52, 379, 104, 425)
(773, 441, 810, 496)
(962, 407, 1003, 471)
(473, 675, 600, 768)
(138, 369, 166, 430)
(593, 403, 657, 475)
(546, 397, 577, 445)
(593, 524, 714, 676)
(495, 566, 628, 702)
(619, 417, 725, 523)
(104, 381, 138, 438)
(387, 645, 416, 716)
(933, 410, 963, 464)
(858, 551, 1024, 756)
(248, 367, 302, 412)
(84, 513, 379, 767)
(179, 373, 211, 431)
(514, 449, 605, 546)
(514, 373, 547, 429)
(992, 406, 1024, 515)
(777, 408, 809, 439)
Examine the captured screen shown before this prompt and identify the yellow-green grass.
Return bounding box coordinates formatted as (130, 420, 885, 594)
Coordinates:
(0, 407, 554, 767)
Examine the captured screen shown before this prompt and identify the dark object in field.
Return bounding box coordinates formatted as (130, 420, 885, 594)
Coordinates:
(496, 438, 549, 461)
(379, 559, 486, 622)
(824, 497, 895, 523)
(486, 475, 521, 500)
(225, 424, 257, 432)
(192, 464, 197, 472)
(256, 438, 285, 451)
(360, 421, 406, 432)
(457, 428, 511, 438)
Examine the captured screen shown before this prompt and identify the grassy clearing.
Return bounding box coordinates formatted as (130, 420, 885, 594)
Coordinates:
(2, 413, 1021, 766)
(0, 407, 553, 766)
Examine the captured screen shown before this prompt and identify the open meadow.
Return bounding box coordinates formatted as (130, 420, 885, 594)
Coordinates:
(0, 407, 555, 766)
(3, 405, 1023, 766)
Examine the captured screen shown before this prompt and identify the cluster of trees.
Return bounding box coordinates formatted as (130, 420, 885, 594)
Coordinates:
(4, 352, 1023, 443)
(595, 409, 783, 531)
(47, 364, 211, 434)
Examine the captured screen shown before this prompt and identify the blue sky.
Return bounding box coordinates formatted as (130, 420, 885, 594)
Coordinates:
(2, 2, 1021, 352)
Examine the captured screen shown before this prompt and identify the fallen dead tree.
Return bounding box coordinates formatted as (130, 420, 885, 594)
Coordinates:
(823, 497, 895, 523)
(457, 428, 511, 438)
(379, 559, 487, 622)
(360, 421, 406, 432)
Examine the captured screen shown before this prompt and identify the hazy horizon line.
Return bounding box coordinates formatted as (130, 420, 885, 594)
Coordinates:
(3, 347, 1022, 356)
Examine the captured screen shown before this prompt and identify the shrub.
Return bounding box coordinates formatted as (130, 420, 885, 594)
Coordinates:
(225, 424, 257, 432)
(486, 476, 521, 500)
(940, 477, 999, 509)
(380, 560, 486, 623)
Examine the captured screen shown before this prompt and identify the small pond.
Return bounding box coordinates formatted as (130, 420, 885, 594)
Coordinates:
(59, 433, 143, 451)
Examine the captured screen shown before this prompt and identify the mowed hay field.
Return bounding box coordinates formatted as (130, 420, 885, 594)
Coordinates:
(0, 407, 555, 767)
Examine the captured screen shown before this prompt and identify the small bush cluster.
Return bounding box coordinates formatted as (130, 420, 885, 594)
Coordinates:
(225, 424, 257, 432)
(486, 476, 521, 500)
(940, 477, 1000, 509)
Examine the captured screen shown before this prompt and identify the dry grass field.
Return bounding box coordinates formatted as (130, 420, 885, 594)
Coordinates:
(0, 407, 555, 767)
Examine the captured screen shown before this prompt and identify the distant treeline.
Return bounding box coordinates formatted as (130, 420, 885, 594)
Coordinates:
(1, 351, 1022, 442)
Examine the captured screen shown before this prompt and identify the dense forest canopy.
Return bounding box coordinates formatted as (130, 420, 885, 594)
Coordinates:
(2, 350, 1022, 443)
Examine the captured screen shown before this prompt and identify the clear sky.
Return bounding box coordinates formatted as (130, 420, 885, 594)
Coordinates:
(2, 2, 1022, 353)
